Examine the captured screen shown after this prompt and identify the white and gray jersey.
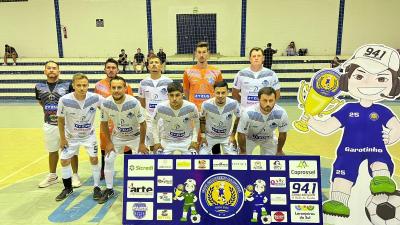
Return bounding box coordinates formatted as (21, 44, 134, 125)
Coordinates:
(233, 67, 280, 108)
(237, 104, 289, 142)
(101, 95, 145, 142)
(152, 100, 199, 141)
(138, 76, 173, 118)
(57, 92, 103, 140)
(200, 98, 240, 138)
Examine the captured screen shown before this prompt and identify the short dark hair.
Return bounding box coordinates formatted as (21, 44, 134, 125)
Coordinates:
(196, 41, 209, 51)
(258, 87, 276, 99)
(214, 81, 229, 90)
(104, 58, 118, 67)
(44, 60, 59, 69)
(267, 43, 272, 47)
(167, 82, 183, 93)
(121, 49, 125, 51)
(110, 76, 127, 87)
(5, 44, 9, 48)
(249, 47, 264, 57)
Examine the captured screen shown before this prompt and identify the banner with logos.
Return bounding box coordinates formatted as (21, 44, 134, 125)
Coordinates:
(122, 155, 323, 225)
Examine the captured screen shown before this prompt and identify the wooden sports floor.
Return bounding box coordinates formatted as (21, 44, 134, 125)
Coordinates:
(0, 102, 399, 225)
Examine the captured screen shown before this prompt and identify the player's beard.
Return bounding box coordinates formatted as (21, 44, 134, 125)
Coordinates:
(113, 94, 124, 102)
(261, 105, 273, 114)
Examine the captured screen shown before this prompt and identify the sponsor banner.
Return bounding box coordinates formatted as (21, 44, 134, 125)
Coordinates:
(123, 155, 322, 225)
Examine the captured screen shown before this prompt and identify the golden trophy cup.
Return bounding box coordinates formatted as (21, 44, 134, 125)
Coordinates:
(293, 69, 344, 132)
(173, 184, 185, 200)
(244, 184, 254, 198)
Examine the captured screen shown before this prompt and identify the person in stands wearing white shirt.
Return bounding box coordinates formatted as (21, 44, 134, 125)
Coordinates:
(152, 82, 200, 155)
(232, 47, 281, 111)
(237, 87, 289, 155)
(199, 81, 241, 155)
(56, 73, 104, 202)
(98, 76, 148, 204)
(138, 55, 173, 151)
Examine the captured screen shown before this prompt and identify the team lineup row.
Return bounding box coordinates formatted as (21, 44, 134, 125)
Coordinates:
(35, 42, 288, 204)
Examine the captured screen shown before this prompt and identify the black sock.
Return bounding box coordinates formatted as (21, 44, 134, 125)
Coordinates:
(101, 150, 105, 172)
(62, 178, 72, 190)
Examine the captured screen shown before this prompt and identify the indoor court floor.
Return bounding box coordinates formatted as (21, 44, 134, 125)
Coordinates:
(0, 101, 399, 225)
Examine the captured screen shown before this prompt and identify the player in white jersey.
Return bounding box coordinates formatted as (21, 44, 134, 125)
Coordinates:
(139, 55, 173, 150)
(232, 47, 281, 110)
(199, 81, 241, 155)
(98, 76, 148, 204)
(237, 87, 288, 155)
(152, 82, 200, 155)
(56, 73, 104, 202)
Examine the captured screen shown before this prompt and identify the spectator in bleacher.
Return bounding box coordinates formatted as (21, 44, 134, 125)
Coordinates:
(263, 43, 277, 69)
(232, 47, 281, 111)
(286, 41, 297, 56)
(331, 56, 340, 68)
(132, 48, 145, 73)
(157, 48, 167, 73)
(145, 49, 156, 73)
(94, 58, 134, 180)
(118, 49, 128, 73)
(3, 44, 18, 66)
(183, 41, 223, 110)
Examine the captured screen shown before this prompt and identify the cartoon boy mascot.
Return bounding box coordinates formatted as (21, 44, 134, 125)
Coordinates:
(246, 179, 271, 224)
(308, 44, 400, 217)
(176, 179, 201, 223)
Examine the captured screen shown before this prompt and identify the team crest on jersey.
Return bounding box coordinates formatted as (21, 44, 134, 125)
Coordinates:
(48, 94, 56, 101)
(270, 122, 277, 129)
(199, 174, 244, 219)
(262, 80, 270, 87)
(160, 88, 167, 95)
(369, 112, 379, 121)
(89, 107, 95, 113)
(127, 112, 134, 119)
(183, 117, 189, 123)
(226, 113, 232, 120)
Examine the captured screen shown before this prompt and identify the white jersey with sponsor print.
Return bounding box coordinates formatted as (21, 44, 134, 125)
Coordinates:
(200, 97, 240, 138)
(237, 104, 289, 142)
(153, 100, 199, 142)
(57, 92, 103, 140)
(233, 67, 280, 108)
(138, 76, 173, 118)
(101, 95, 145, 142)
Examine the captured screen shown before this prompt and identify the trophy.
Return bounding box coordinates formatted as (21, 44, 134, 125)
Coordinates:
(293, 69, 344, 132)
(173, 184, 185, 200)
(245, 184, 254, 198)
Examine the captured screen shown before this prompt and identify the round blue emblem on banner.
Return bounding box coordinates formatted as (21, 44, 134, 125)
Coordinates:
(132, 202, 148, 219)
(312, 69, 341, 97)
(199, 173, 244, 219)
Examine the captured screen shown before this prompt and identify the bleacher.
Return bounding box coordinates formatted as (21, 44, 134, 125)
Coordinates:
(0, 56, 342, 101)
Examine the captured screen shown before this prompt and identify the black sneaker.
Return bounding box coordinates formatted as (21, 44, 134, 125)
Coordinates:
(55, 188, 73, 201)
(93, 186, 102, 200)
(98, 188, 115, 204)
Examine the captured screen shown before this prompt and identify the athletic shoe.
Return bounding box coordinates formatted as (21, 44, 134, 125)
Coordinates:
(55, 188, 73, 201)
(12, 63, 16, 66)
(38, 174, 58, 188)
(72, 174, 82, 188)
(322, 200, 350, 217)
(370, 176, 396, 195)
(93, 186, 102, 200)
(98, 188, 115, 204)
(2, 63, 7, 66)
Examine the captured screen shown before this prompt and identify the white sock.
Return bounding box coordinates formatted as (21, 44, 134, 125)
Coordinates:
(61, 165, 72, 179)
(104, 151, 117, 189)
(372, 169, 390, 177)
(331, 191, 350, 206)
(92, 164, 100, 187)
(49, 172, 57, 177)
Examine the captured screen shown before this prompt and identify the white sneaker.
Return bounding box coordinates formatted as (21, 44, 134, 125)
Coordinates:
(12, 63, 16, 66)
(72, 174, 82, 188)
(2, 63, 6, 66)
(38, 174, 58, 188)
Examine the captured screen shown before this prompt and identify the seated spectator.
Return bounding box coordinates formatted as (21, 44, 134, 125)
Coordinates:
(157, 48, 167, 73)
(331, 56, 340, 68)
(3, 44, 18, 66)
(145, 49, 156, 72)
(286, 41, 297, 56)
(132, 48, 145, 73)
(118, 49, 128, 72)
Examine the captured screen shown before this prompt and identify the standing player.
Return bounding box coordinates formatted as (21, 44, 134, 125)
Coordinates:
(56, 73, 103, 201)
(237, 87, 288, 155)
(138, 55, 173, 151)
(94, 58, 133, 179)
(199, 81, 240, 155)
(232, 47, 281, 111)
(98, 76, 148, 204)
(152, 82, 200, 154)
(35, 60, 80, 188)
(183, 41, 223, 110)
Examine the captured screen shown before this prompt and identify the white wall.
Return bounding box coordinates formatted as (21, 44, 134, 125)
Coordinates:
(0, 0, 58, 57)
(151, 0, 242, 56)
(341, 0, 400, 55)
(59, 0, 148, 57)
(247, 0, 339, 56)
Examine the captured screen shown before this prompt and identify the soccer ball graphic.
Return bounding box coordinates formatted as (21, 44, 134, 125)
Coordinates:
(365, 191, 400, 225)
(191, 214, 201, 223)
(261, 215, 272, 224)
